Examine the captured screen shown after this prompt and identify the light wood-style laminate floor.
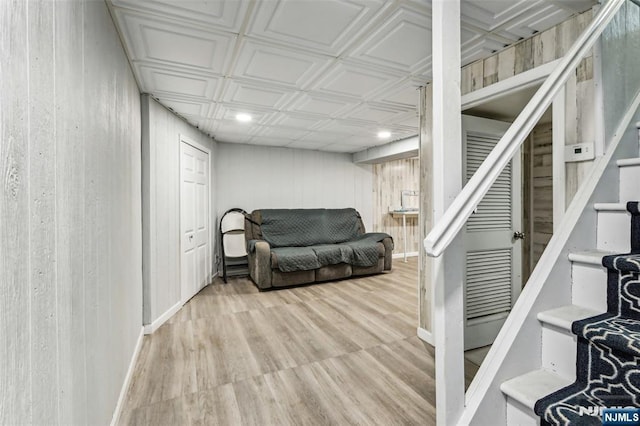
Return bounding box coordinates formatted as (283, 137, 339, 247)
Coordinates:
(119, 258, 439, 425)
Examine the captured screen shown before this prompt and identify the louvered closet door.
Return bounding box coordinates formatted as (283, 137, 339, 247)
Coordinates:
(462, 115, 522, 351)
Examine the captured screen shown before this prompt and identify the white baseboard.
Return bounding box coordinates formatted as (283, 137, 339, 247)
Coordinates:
(392, 251, 419, 259)
(110, 327, 144, 426)
(417, 326, 435, 346)
(143, 300, 182, 335)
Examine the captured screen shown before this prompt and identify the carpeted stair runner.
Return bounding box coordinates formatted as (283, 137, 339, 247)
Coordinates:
(534, 202, 640, 425)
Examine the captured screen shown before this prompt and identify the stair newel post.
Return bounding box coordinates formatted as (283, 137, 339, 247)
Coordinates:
(431, 1, 466, 424)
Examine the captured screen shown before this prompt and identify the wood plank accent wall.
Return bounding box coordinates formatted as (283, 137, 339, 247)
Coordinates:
(461, 10, 594, 95)
(1, 1, 142, 424)
(461, 8, 596, 205)
(530, 123, 554, 269)
(372, 158, 420, 255)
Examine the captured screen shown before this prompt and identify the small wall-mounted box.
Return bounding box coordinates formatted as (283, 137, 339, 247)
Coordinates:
(565, 143, 595, 162)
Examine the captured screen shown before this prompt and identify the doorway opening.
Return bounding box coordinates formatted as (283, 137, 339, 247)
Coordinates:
(462, 84, 556, 385)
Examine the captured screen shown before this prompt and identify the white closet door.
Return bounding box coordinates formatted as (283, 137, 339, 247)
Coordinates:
(462, 115, 522, 350)
(181, 139, 210, 303)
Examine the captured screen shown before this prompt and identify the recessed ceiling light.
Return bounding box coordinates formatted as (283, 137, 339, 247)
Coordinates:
(236, 113, 252, 123)
(377, 131, 391, 138)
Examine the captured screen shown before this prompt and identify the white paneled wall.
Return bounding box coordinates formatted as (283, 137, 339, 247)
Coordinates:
(216, 143, 373, 230)
(0, 1, 142, 424)
(142, 95, 217, 328)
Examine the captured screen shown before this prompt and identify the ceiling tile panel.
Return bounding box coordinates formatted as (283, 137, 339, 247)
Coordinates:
(317, 119, 373, 135)
(155, 96, 211, 117)
(392, 111, 420, 130)
(137, 65, 220, 99)
(270, 112, 328, 130)
(233, 39, 333, 89)
(214, 104, 276, 125)
(461, 1, 542, 31)
(344, 103, 409, 124)
(246, 0, 390, 56)
(349, 6, 431, 73)
(500, 4, 572, 37)
(222, 80, 297, 109)
(110, 0, 249, 32)
(312, 62, 401, 100)
(115, 10, 234, 74)
(375, 79, 422, 108)
(285, 92, 358, 117)
(547, 0, 597, 14)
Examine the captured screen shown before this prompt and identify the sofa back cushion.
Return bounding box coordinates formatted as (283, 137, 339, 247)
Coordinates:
(255, 208, 364, 248)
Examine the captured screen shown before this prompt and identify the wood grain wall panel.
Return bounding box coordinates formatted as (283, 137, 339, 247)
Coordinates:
(55, 1, 86, 423)
(523, 135, 532, 283)
(531, 124, 554, 268)
(28, 0, 58, 422)
(142, 96, 217, 327)
(215, 143, 373, 236)
(1, 1, 143, 424)
(372, 158, 420, 255)
(0, 1, 31, 422)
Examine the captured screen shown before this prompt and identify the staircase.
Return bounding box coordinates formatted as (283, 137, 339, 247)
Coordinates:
(500, 158, 640, 424)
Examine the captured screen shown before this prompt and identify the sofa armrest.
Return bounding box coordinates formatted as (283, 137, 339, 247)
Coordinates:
(382, 237, 393, 271)
(248, 240, 272, 289)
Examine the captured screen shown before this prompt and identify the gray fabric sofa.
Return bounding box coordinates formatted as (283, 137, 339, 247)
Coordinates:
(244, 208, 393, 290)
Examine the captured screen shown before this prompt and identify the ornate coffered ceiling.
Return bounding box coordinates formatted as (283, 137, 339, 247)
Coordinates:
(108, 0, 595, 153)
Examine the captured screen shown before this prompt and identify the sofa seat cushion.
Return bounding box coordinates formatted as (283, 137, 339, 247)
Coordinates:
(270, 238, 387, 273)
(270, 247, 318, 272)
(271, 245, 352, 273)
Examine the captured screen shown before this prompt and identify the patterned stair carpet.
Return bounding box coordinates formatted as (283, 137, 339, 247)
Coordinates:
(534, 203, 640, 425)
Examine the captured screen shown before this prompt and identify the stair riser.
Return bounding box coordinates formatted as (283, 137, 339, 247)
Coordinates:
(506, 398, 538, 426)
(619, 165, 640, 202)
(542, 325, 577, 381)
(571, 263, 608, 312)
(596, 210, 630, 253)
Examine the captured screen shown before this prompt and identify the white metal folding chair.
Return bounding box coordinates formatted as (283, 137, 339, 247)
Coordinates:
(219, 208, 248, 283)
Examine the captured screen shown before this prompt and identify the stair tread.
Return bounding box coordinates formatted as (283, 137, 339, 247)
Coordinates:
(568, 249, 616, 265)
(593, 202, 628, 211)
(538, 305, 601, 331)
(574, 313, 640, 357)
(603, 252, 640, 272)
(617, 157, 640, 167)
(500, 369, 572, 410)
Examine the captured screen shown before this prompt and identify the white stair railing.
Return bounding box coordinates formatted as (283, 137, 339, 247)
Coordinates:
(424, 0, 626, 258)
(425, 1, 631, 424)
